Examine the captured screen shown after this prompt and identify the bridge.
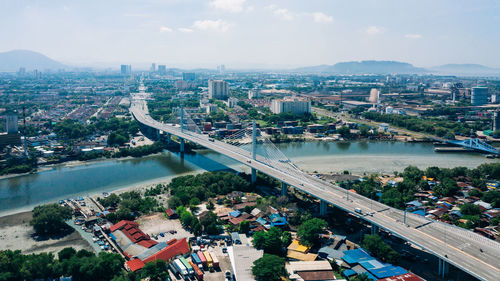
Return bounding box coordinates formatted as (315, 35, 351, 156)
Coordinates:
(445, 138, 500, 155)
(131, 92, 500, 281)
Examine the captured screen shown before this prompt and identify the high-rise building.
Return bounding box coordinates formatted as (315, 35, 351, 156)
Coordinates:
(270, 97, 311, 114)
(158, 65, 167, 75)
(493, 111, 500, 131)
(248, 89, 260, 99)
(17, 67, 26, 76)
(5, 114, 18, 134)
(208, 79, 229, 100)
(217, 64, 225, 74)
(150, 63, 156, 72)
(471, 86, 489, 106)
(121, 65, 132, 75)
(182, 72, 195, 81)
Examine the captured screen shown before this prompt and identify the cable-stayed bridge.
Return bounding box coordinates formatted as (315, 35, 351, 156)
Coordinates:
(131, 92, 500, 281)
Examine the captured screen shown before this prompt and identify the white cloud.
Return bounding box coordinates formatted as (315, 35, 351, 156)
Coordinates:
(366, 26, 383, 35)
(159, 26, 173, 33)
(209, 0, 246, 13)
(193, 19, 231, 32)
(178, 27, 193, 33)
(312, 12, 333, 23)
(405, 33, 422, 39)
(274, 8, 293, 20)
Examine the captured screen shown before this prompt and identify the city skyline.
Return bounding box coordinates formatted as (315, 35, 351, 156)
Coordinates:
(1, 0, 499, 69)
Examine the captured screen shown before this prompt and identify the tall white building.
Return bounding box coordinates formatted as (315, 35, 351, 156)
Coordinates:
(208, 79, 229, 100)
(270, 98, 311, 114)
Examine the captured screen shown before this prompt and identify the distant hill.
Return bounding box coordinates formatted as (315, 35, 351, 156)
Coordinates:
(0, 50, 66, 72)
(431, 64, 500, 76)
(294, 60, 428, 74)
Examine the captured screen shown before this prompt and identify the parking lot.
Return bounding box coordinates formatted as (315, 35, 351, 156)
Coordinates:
(136, 213, 193, 242)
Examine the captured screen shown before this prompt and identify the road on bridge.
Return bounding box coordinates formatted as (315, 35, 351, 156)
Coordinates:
(131, 94, 500, 281)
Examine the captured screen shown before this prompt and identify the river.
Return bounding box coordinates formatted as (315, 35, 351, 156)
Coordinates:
(0, 141, 497, 215)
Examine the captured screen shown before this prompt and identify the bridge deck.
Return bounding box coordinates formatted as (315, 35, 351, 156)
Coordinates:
(131, 96, 500, 281)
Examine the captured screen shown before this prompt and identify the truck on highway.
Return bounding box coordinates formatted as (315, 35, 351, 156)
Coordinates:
(355, 208, 363, 215)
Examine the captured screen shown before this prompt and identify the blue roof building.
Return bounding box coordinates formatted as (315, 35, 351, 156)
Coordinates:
(368, 265, 408, 279)
(342, 249, 373, 265)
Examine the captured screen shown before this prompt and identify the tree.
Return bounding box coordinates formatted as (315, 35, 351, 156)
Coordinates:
(337, 126, 350, 137)
(251, 227, 287, 256)
(281, 231, 292, 247)
(141, 260, 169, 281)
(460, 203, 481, 216)
(252, 254, 286, 281)
(362, 234, 400, 264)
(239, 221, 250, 234)
(99, 193, 121, 208)
(30, 203, 72, 235)
(297, 218, 327, 247)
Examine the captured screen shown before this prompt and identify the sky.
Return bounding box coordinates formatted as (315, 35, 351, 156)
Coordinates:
(1, 0, 499, 69)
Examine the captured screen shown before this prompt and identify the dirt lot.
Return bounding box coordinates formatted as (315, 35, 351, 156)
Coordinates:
(136, 213, 193, 242)
(0, 211, 93, 255)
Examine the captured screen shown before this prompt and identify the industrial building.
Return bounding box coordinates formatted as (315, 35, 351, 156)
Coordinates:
(270, 97, 311, 114)
(208, 79, 229, 100)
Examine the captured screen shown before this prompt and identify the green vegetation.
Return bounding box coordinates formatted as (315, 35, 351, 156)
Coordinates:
(166, 172, 252, 209)
(297, 218, 328, 247)
(0, 157, 37, 175)
(363, 111, 487, 138)
(54, 117, 140, 143)
(30, 203, 72, 235)
(105, 191, 161, 223)
(252, 254, 287, 281)
(252, 227, 290, 256)
(0, 248, 124, 281)
(362, 234, 400, 264)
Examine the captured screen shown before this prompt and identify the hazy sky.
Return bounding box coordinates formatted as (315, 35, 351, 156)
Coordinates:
(1, 0, 499, 69)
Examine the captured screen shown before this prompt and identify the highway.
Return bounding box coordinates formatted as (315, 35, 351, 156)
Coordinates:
(131, 94, 500, 281)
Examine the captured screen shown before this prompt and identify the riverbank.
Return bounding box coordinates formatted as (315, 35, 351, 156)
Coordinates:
(0, 211, 93, 255)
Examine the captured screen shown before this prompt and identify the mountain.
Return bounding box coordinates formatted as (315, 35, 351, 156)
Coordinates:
(0, 50, 66, 72)
(431, 64, 500, 76)
(294, 60, 427, 74)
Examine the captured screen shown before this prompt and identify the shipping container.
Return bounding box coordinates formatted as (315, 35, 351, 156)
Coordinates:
(179, 257, 194, 276)
(210, 252, 219, 268)
(191, 252, 202, 266)
(189, 261, 204, 280)
(197, 251, 207, 268)
(173, 259, 189, 277)
(203, 251, 213, 268)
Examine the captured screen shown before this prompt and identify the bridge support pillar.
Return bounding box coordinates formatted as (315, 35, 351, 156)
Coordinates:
(438, 258, 449, 278)
(156, 129, 160, 141)
(281, 182, 287, 196)
(166, 133, 171, 144)
(320, 200, 327, 216)
(371, 223, 379, 234)
(180, 138, 185, 153)
(251, 168, 257, 184)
